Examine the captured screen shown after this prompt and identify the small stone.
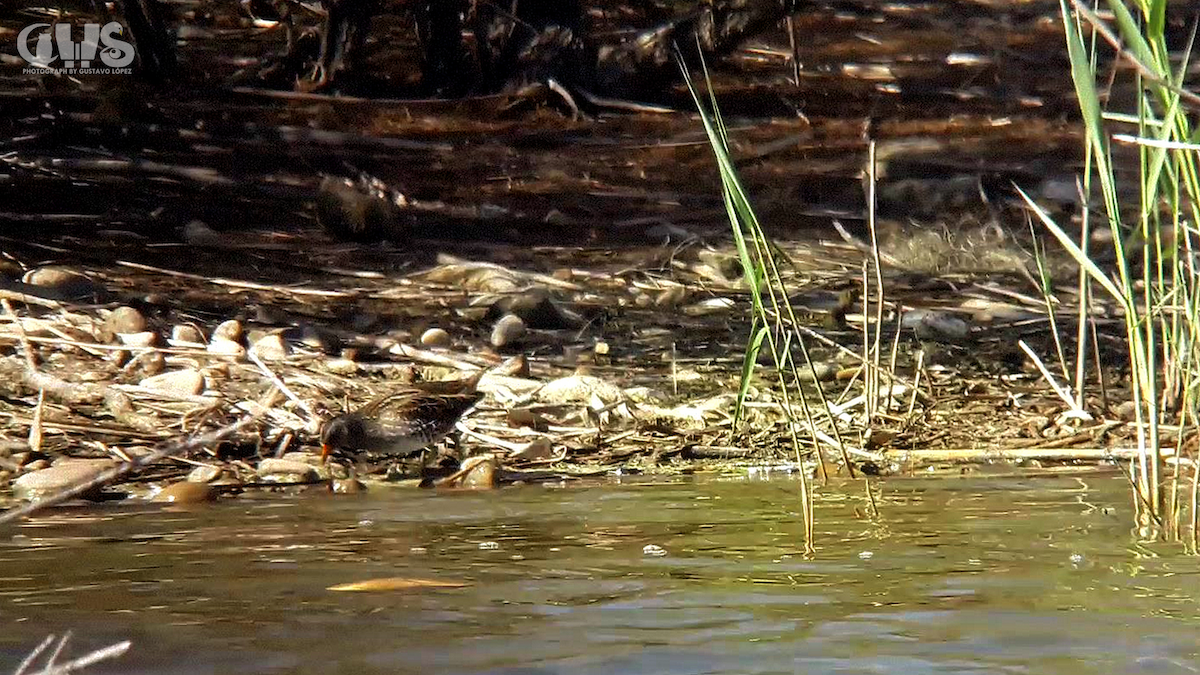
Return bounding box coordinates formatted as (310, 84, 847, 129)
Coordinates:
(183, 219, 223, 247)
(536, 374, 624, 405)
(913, 311, 971, 343)
(170, 324, 204, 346)
(212, 319, 242, 343)
(1114, 400, 1139, 422)
(254, 305, 290, 324)
(442, 455, 498, 490)
(105, 306, 147, 335)
(186, 465, 223, 483)
(151, 481, 217, 503)
(331, 478, 366, 494)
(420, 327, 452, 348)
(108, 349, 131, 368)
(140, 369, 206, 396)
(250, 333, 289, 361)
(122, 350, 165, 379)
(13, 458, 117, 502)
(655, 286, 688, 308)
(23, 459, 49, 471)
(278, 452, 340, 480)
(325, 357, 359, 374)
(593, 341, 610, 356)
(285, 325, 341, 354)
(796, 361, 838, 382)
(490, 313, 526, 348)
(256, 458, 319, 482)
(508, 437, 554, 461)
(683, 297, 735, 316)
(207, 338, 245, 359)
(118, 331, 158, 348)
(487, 289, 580, 329)
(23, 267, 106, 301)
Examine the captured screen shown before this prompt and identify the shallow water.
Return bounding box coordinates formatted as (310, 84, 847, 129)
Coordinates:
(1, 473, 1197, 675)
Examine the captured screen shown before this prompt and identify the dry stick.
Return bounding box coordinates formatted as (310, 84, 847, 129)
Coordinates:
(45, 633, 69, 672)
(114, 260, 356, 298)
(1115, 455, 1164, 529)
(247, 348, 319, 427)
(5, 299, 47, 452)
(0, 414, 257, 526)
(28, 389, 44, 454)
(885, 306, 904, 417)
(389, 342, 497, 371)
(1190, 443, 1198, 553)
(861, 262, 872, 426)
(26, 638, 131, 675)
(1018, 339, 1088, 416)
(1073, 177, 1092, 409)
(0, 289, 65, 310)
(3, 299, 39, 368)
(786, 15, 801, 87)
(14, 635, 54, 675)
(907, 349, 925, 418)
(865, 140, 887, 424)
(1089, 315, 1110, 411)
(894, 446, 1169, 463)
(1028, 223, 1071, 383)
(864, 476, 879, 520)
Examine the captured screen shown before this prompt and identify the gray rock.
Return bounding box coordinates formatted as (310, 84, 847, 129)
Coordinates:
(13, 458, 116, 502)
(140, 369, 206, 396)
(170, 324, 205, 346)
(151, 481, 217, 503)
(22, 267, 106, 302)
(212, 319, 242, 343)
(250, 333, 289, 361)
(330, 478, 366, 494)
(118, 331, 158, 348)
(207, 338, 245, 359)
(284, 324, 341, 354)
(325, 357, 359, 375)
(183, 220, 224, 247)
(490, 313, 526, 348)
(279, 452, 337, 480)
(912, 310, 972, 343)
(122, 350, 165, 379)
(420, 327, 452, 348)
(105, 306, 147, 335)
(256, 458, 319, 482)
(186, 465, 224, 483)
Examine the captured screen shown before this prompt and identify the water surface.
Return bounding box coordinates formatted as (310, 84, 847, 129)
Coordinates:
(1, 473, 1197, 674)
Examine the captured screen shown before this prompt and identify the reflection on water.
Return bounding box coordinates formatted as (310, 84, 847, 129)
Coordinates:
(1, 474, 1197, 675)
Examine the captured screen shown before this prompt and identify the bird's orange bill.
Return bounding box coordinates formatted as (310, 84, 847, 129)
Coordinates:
(320, 443, 332, 461)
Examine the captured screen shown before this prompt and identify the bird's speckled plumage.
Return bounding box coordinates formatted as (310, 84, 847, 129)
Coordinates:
(320, 373, 484, 461)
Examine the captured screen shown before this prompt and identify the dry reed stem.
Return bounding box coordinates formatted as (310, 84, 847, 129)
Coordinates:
(14, 633, 131, 675)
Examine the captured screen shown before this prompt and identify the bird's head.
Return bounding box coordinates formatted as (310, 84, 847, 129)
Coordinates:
(319, 414, 364, 460)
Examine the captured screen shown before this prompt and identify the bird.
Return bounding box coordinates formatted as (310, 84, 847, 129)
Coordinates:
(319, 371, 484, 463)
